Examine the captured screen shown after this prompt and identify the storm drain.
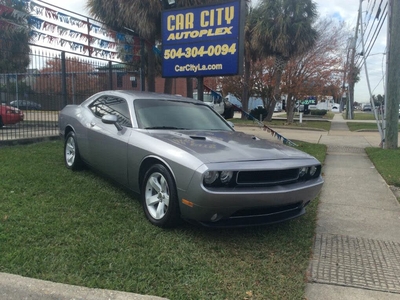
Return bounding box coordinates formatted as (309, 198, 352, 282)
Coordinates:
(308, 233, 400, 293)
(327, 145, 366, 154)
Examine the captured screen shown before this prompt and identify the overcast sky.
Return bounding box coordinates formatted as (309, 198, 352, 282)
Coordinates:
(42, 0, 387, 103)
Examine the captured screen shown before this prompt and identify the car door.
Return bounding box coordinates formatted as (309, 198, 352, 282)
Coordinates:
(86, 95, 132, 186)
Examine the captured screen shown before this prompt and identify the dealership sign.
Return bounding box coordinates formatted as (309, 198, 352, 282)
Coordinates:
(161, 0, 244, 78)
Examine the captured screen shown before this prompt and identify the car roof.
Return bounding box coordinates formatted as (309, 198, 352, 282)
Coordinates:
(88, 90, 202, 104)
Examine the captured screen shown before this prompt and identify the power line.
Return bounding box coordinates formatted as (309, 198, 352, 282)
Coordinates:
(356, 10, 387, 70)
(354, 0, 385, 65)
(355, 0, 388, 70)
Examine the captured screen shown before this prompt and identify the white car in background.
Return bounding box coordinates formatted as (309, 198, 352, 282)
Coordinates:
(274, 103, 282, 112)
(194, 92, 235, 119)
(331, 105, 340, 113)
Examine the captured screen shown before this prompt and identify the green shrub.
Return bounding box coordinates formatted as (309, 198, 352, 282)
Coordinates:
(248, 107, 268, 120)
(310, 109, 327, 116)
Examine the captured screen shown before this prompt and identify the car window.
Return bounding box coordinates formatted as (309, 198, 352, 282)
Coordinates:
(134, 99, 233, 131)
(89, 96, 132, 127)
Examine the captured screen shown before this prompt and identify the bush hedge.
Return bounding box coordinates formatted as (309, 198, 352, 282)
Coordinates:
(310, 109, 327, 116)
(248, 107, 268, 120)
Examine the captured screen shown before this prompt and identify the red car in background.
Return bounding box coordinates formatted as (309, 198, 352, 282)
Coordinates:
(0, 104, 24, 128)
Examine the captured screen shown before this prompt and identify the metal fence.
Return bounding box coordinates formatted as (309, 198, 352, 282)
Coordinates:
(0, 41, 140, 144)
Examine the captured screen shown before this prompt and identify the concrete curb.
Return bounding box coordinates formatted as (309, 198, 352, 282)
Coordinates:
(0, 273, 168, 300)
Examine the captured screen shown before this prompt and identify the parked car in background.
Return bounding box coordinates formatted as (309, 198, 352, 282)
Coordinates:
(274, 103, 282, 112)
(59, 91, 324, 228)
(10, 100, 41, 110)
(362, 104, 372, 111)
(0, 104, 24, 128)
(194, 92, 235, 119)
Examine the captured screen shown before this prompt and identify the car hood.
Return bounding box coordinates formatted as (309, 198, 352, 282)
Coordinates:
(146, 130, 315, 163)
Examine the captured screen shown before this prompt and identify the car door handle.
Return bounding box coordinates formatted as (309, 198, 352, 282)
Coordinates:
(90, 122, 95, 127)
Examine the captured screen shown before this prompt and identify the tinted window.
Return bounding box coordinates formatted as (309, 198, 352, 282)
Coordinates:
(134, 99, 232, 131)
(89, 96, 132, 127)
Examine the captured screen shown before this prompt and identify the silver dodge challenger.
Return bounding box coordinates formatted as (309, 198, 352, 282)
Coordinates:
(59, 90, 324, 228)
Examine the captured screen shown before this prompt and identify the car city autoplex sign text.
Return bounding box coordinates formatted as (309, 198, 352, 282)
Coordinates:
(165, 6, 235, 41)
(161, 0, 243, 78)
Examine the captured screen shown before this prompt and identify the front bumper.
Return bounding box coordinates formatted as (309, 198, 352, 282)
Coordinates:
(178, 176, 323, 227)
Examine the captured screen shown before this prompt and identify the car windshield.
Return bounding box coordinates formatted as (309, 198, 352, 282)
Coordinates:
(134, 99, 233, 131)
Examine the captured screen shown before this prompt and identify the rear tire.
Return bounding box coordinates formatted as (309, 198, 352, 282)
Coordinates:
(64, 131, 83, 170)
(141, 164, 180, 228)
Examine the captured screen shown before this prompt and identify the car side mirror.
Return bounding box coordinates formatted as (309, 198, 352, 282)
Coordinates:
(102, 114, 123, 131)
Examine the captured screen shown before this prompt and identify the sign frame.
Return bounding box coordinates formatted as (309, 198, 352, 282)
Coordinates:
(161, 0, 245, 78)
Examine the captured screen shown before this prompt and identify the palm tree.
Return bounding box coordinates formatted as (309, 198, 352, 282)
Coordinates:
(251, 0, 318, 121)
(87, 0, 228, 94)
(87, 0, 160, 92)
(240, 4, 259, 118)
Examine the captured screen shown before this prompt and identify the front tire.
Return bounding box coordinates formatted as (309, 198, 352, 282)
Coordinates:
(0, 116, 3, 128)
(141, 164, 180, 228)
(64, 131, 83, 170)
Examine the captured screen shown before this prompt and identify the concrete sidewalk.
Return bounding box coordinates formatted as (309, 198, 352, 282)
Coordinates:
(1, 114, 399, 299)
(306, 114, 400, 299)
(238, 114, 400, 299)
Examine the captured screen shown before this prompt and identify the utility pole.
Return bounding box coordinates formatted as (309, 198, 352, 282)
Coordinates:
(385, 0, 400, 149)
(347, 3, 361, 120)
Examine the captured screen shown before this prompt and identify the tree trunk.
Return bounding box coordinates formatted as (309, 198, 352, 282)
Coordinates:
(264, 56, 287, 122)
(241, 54, 251, 119)
(286, 94, 295, 124)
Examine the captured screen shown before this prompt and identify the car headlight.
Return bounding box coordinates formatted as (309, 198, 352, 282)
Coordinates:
(204, 171, 219, 185)
(203, 171, 236, 187)
(299, 167, 308, 178)
(220, 171, 233, 184)
(309, 165, 318, 177)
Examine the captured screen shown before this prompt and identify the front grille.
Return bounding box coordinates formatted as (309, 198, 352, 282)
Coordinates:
(230, 202, 303, 218)
(198, 202, 306, 228)
(236, 169, 299, 185)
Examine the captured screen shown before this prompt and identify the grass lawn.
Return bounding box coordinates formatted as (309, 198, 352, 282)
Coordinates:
(345, 112, 400, 131)
(366, 147, 400, 188)
(0, 140, 326, 300)
(346, 122, 379, 131)
(352, 112, 376, 120)
(347, 121, 400, 132)
(231, 118, 331, 131)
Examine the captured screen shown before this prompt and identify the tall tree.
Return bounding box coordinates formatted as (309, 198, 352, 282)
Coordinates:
(240, 4, 259, 118)
(0, 0, 30, 73)
(282, 18, 349, 123)
(251, 0, 318, 121)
